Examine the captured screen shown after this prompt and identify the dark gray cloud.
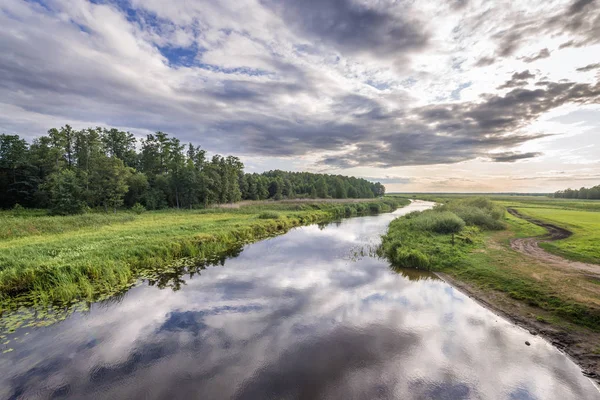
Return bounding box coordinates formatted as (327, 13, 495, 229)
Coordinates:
(497, 31, 523, 57)
(479, 0, 599, 65)
(262, 0, 430, 62)
(522, 48, 550, 63)
(321, 80, 600, 168)
(497, 70, 535, 89)
(488, 152, 542, 162)
(451, 0, 470, 10)
(544, 0, 600, 47)
(475, 56, 496, 67)
(577, 63, 600, 72)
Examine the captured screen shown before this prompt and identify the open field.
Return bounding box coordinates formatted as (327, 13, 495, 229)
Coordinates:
(390, 193, 600, 212)
(0, 198, 407, 310)
(501, 203, 600, 265)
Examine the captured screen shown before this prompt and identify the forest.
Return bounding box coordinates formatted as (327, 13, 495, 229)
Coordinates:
(553, 185, 600, 199)
(0, 126, 385, 214)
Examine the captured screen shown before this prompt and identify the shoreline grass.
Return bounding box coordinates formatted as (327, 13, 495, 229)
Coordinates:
(0, 198, 408, 311)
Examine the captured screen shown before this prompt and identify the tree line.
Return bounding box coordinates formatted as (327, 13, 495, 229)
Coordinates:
(0, 126, 385, 214)
(553, 185, 600, 200)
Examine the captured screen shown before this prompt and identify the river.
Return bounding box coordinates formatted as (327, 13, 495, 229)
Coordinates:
(0, 200, 598, 399)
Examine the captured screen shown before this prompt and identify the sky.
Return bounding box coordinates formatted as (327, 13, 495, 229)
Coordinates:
(0, 0, 599, 193)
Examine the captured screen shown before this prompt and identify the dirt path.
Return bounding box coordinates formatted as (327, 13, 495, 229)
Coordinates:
(507, 208, 600, 276)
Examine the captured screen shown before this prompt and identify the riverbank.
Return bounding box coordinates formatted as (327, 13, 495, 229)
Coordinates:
(0, 198, 408, 311)
(381, 196, 600, 381)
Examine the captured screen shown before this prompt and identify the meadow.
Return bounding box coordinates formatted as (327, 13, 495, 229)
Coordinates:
(495, 199, 600, 264)
(0, 198, 407, 310)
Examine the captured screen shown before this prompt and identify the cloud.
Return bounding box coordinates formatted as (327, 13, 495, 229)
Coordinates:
(497, 70, 535, 89)
(577, 63, 600, 72)
(262, 0, 430, 64)
(476, 0, 600, 65)
(362, 176, 413, 185)
(474, 56, 495, 67)
(488, 152, 542, 162)
(521, 48, 551, 63)
(320, 79, 599, 168)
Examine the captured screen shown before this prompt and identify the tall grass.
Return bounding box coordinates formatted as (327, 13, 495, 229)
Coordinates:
(406, 211, 465, 234)
(436, 197, 506, 230)
(0, 197, 409, 309)
(380, 197, 504, 270)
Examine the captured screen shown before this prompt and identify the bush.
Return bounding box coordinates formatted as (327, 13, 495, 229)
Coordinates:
(409, 211, 465, 234)
(368, 203, 381, 213)
(438, 197, 505, 230)
(131, 203, 146, 215)
(394, 249, 430, 269)
(12, 203, 25, 216)
(258, 211, 280, 219)
(452, 206, 505, 230)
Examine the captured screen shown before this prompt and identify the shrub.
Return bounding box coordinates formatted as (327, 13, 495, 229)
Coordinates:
(131, 203, 146, 215)
(12, 203, 25, 216)
(437, 197, 505, 230)
(258, 211, 280, 219)
(369, 203, 381, 213)
(409, 211, 465, 234)
(394, 249, 430, 269)
(452, 206, 505, 230)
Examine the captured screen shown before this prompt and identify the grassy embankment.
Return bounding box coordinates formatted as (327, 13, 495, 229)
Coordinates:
(0, 198, 407, 310)
(381, 196, 600, 331)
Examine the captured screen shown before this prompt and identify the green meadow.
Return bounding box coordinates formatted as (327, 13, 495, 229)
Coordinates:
(496, 199, 600, 264)
(0, 198, 407, 310)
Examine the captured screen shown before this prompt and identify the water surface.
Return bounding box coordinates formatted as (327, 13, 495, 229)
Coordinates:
(1, 201, 598, 399)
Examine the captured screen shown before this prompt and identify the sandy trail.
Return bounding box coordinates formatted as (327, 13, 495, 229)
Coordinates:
(507, 208, 600, 276)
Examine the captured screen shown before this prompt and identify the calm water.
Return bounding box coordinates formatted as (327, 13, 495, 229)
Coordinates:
(1, 201, 598, 399)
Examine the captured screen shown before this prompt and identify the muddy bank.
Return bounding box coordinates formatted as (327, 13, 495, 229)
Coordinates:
(437, 271, 600, 384)
(434, 209, 600, 383)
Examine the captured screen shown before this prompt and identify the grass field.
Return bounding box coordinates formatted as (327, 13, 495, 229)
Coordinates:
(496, 200, 600, 264)
(0, 198, 408, 310)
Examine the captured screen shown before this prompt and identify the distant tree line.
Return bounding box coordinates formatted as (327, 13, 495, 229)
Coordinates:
(553, 185, 600, 200)
(0, 126, 385, 214)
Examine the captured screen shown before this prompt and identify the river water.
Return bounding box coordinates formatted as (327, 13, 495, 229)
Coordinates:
(0, 200, 598, 399)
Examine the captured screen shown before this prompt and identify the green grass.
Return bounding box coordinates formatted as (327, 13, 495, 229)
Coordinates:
(400, 193, 600, 212)
(503, 211, 547, 238)
(380, 198, 500, 270)
(0, 198, 408, 310)
(0, 211, 137, 240)
(512, 207, 600, 264)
